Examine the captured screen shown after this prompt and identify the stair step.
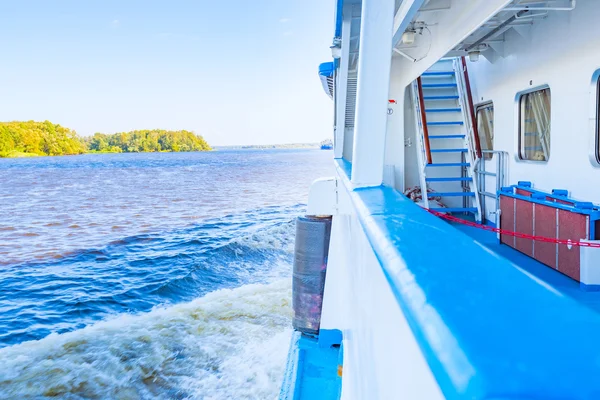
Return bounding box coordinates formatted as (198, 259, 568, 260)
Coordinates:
(422, 83, 457, 88)
(429, 135, 465, 139)
(428, 192, 475, 198)
(427, 121, 464, 126)
(426, 177, 472, 182)
(430, 207, 478, 213)
(430, 148, 468, 153)
(425, 108, 461, 113)
(424, 95, 460, 100)
(422, 71, 455, 76)
(426, 162, 471, 167)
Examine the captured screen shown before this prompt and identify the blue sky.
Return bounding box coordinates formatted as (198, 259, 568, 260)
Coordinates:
(0, 1, 334, 146)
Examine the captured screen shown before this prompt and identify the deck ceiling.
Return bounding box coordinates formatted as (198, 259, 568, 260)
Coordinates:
(395, 0, 575, 61)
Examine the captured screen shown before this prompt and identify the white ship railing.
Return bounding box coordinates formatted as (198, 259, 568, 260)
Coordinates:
(474, 150, 509, 218)
(411, 79, 430, 209)
(453, 57, 483, 220)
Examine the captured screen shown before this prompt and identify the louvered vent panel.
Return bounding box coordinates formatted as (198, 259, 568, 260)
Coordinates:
(345, 77, 358, 128)
(327, 77, 334, 98)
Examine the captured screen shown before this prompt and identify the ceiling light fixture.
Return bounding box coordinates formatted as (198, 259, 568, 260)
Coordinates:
(468, 50, 481, 62)
(401, 30, 416, 45)
(330, 37, 342, 59)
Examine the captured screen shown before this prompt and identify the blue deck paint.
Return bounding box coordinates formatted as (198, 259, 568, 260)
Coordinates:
(279, 332, 341, 400)
(422, 71, 455, 76)
(427, 121, 464, 126)
(452, 222, 600, 314)
(428, 134, 465, 139)
(319, 329, 343, 349)
(335, 158, 353, 181)
(430, 148, 468, 153)
(426, 162, 470, 167)
(424, 95, 460, 100)
(425, 108, 461, 113)
(332, 162, 600, 399)
(422, 83, 458, 88)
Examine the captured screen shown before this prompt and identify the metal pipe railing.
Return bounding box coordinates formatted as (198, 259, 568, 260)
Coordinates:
(460, 57, 482, 159)
(474, 150, 509, 220)
(416, 77, 433, 164)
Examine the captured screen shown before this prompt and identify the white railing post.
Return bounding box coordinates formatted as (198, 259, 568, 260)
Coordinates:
(411, 81, 430, 209)
(350, 0, 395, 187)
(334, 4, 352, 159)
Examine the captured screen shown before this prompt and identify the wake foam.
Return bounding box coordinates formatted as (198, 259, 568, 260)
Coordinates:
(232, 220, 296, 253)
(0, 280, 292, 400)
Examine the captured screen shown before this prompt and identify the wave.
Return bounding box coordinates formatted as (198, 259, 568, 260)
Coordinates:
(0, 279, 293, 400)
(0, 207, 300, 348)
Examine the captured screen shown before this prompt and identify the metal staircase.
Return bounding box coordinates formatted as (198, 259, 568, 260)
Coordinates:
(411, 57, 483, 222)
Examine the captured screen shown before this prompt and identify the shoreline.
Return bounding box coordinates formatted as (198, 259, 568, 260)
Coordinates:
(0, 147, 330, 158)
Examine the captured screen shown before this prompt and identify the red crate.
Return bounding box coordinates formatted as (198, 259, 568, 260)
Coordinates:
(500, 196, 515, 247)
(534, 204, 557, 270)
(557, 210, 588, 282)
(499, 189, 595, 283)
(515, 199, 534, 257)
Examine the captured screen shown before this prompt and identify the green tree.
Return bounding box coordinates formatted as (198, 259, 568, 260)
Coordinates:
(0, 121, 86, 157)
(0, 122, 211, 157)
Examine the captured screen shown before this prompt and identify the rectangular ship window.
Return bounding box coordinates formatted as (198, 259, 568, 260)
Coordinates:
(597, 77, 600, 164)
(476, 102, 494, 160)
(519, 88, 551, 161)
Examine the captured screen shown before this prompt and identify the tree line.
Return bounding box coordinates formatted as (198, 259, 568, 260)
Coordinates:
(85, 129, 210, 153)
(0, 121, 211, 157)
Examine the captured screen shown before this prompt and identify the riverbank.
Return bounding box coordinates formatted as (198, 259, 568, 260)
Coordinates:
(0, 149, 214, 158)
(0, 122, 211, 158)
(0, 150, 41, 158)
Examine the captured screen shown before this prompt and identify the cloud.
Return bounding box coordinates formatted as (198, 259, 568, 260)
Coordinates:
(111, 19, 120, 27)
(279, 18, 290, 23)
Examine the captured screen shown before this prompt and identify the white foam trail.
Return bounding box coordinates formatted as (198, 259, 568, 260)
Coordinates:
(233, 221, 296, 253)
(0, 279, 293, 400)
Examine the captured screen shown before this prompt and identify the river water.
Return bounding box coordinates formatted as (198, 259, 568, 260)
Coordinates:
(0, 150, 333, 399)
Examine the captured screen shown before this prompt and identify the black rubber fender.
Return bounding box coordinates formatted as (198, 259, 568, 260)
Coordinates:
(292, 215, 332, 336)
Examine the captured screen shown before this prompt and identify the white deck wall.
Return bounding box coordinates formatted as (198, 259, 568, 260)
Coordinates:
(467, 1, 600, 203)
(320, 184, 443, 400)
(383, 58, 408, 192)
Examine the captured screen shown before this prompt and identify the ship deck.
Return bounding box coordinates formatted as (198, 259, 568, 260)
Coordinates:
(451, 220, 600, 314)
(332, 157, 600, 398)
(279, 332, 341, 400)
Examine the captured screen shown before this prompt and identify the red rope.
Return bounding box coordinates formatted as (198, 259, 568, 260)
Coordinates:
(426, 209, 600, 248)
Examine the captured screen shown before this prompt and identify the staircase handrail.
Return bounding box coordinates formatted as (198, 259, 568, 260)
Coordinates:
(456, 57, 482, 160)
(453, 57, 483, 222)
(416, 77, 433, 164)
(411, 80, 430, 209)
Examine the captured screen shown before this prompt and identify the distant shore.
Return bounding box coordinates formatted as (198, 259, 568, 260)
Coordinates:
(0, 145, 331, 158)
(213, 143, 321, 150)
(1, 120, 332, 158)
(0, 121, 211, 158)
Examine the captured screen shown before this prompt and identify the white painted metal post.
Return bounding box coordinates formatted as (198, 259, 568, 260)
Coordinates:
(334, 5, 352, 159)
(351, 0, 395, 186)
(383, 58, 407, 191)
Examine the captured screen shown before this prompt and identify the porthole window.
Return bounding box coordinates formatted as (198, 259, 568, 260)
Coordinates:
(475, 102, 494, 160)
(518, 88, 551, 161)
